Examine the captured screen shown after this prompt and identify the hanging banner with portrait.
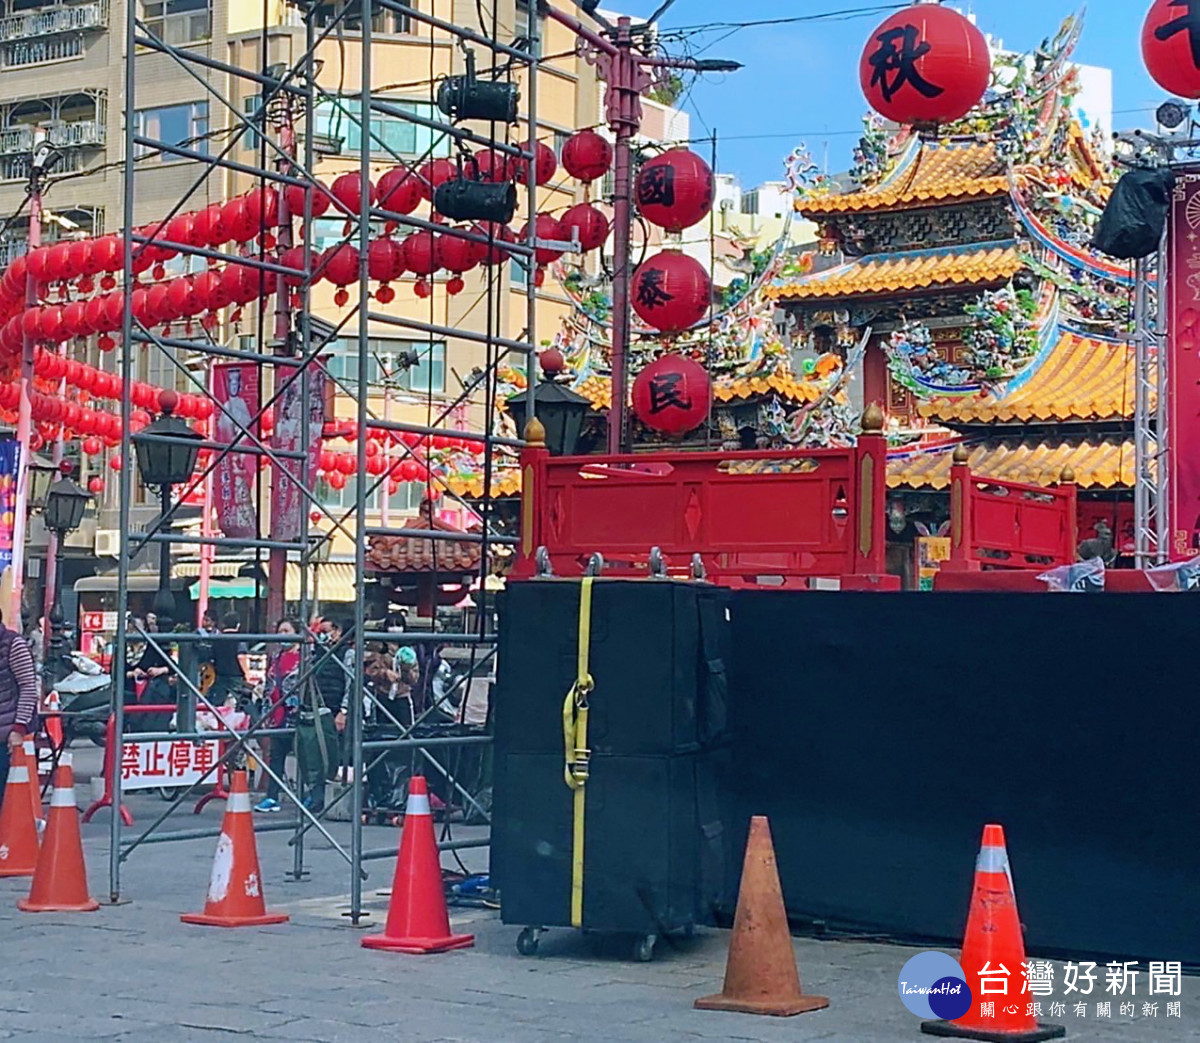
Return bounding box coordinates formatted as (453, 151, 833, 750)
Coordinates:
(0, 438, 18, 575)
(270, 361, 329, 542)
(211, 363, 260, 540)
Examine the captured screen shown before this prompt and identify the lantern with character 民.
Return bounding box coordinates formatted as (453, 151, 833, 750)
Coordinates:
(631, 354, 711, 436)
(859, 3, 991, 126)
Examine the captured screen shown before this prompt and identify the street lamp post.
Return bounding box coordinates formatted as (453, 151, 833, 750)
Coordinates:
(132, 391, 202, 632)
(42, 461, 91, 689)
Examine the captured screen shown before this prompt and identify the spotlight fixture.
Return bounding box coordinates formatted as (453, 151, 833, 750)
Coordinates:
(1156, 99, 1191, 132)
(436, 49, 519, 124)
(434, 177, 517, 223)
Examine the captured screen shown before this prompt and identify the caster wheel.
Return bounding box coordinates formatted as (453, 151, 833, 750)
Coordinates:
(633, 934, 657, 963)
(516, 927, 541, 956)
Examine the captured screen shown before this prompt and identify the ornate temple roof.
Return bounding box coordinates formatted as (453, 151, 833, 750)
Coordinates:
(765, 241, 1021, 303)
(366, 502, 482, 575)
(798, 140, 1010, 218)
(917, 330, 1143, 425)
(887, 437, 1135, 491)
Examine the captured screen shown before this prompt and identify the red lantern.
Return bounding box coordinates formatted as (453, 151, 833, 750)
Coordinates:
(68, 240, 96, 279)
(88, 476, 104, 495)
(631, 251, 711, 333)
(82, 435, 103, 456)
(221, 196, 253, 243)
(167, 277, 196, 316)
(45, 244, 72, 283)
(330, 172, 375, 215)
(473, 222, 516, 265)
(109, 453, 123, 472)
(417, 158, 457, 201)
(632, 355, 711, 436)
(284, 182, 331, 218)
(471, 150, 509, 183)
(438, 228, 485, 280)
(199, 203, 230, 247)
(322, 244, 360, 287)
(635, 149, 715, 233)
(539, 347, 565, 376)
(402, 231, 441, 277)
(335, 453, 356, 476)
(368, 237, 405, 284)
(27, 248, 49, 284)
(61, 301, 88, 338)
(859, 4, 991, 126)
(1143, 0, 1200, 98)
(561, 130, 612, 183)
(558, 203, 609, 252)
(376, 165, 424, 216)
(93, 236, 121, 273)
(512, 140, 557, 187)
(279, 247, 310, 287)
(520, 213, 568, 266)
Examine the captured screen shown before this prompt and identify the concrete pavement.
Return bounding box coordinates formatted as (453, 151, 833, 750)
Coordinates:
(0, 792, 1196, 1042)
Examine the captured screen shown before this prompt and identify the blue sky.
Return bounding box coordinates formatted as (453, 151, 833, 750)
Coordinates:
(612, 1, 1162, 186)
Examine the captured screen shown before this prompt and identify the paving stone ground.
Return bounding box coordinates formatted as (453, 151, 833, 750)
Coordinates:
(0, 789, 1196, 1042)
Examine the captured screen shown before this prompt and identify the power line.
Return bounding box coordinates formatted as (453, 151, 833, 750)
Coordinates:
(661, 3, 908, 37)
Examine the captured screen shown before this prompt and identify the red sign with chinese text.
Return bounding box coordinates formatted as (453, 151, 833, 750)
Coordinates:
(1168, 171, 1200, 558)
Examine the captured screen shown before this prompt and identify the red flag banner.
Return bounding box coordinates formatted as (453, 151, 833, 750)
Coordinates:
(1168, 170, 1200, 559)
(212, 362, 260, 540)
(270, 362, 328, 542)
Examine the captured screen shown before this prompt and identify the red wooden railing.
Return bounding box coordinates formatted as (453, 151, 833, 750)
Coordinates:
(513, 418, 892, 589)
(945, 452, 1077, 571)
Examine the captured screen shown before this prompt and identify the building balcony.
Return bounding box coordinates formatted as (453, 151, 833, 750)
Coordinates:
(0, 118, 105, 155)
(0, 0, 108, 45)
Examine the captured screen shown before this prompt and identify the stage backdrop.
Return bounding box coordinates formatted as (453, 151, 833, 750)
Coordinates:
(727, 590, 1199, 964)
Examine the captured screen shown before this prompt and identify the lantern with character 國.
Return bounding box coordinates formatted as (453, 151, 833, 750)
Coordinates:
(859, 3, 991, 126)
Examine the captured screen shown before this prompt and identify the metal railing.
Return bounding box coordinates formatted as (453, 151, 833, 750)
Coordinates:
(0, 0, 107, 44)
(0, 119, 105, 155)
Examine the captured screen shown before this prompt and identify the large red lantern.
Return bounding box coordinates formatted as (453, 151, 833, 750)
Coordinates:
(512, 140, 557, 187)
(1142, 0, 1200, 99)
(321, 243, 359, 287)
(368, 237, 405, 285)
(561, 130, 612, 183)
(632, 355, 711, 436)
(635, 149, 715, 233)
(559, 203, 609, 252)
(631, 250, 711, 333)
(402, 231, 441, 277)
(473, 222, 515, 265)
(331, 172, 375, 215)
(376, 165, 424, 215)
(859, 4, 991, 126)
(418, 158, 457, 201)
(284, 182, 331, 218)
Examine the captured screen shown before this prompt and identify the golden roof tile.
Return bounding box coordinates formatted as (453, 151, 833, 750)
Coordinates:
(887, 438, 1135, 491)
(918, 330, 1143, 424)
(765, 242, 1021, 302)
(800, 141, 1009, 217)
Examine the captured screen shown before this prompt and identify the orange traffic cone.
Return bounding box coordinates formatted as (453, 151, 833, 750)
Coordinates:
(181, 769, 288, 928)
(21, 738, 42, 830)
(362, 776, 474, 954)
(922, 825, 1065, 1042)
(18, 756, 98, 911)
(0, 744, 40, 878)
(695, 816, 828, 1016)
(44, 691, 63, 751)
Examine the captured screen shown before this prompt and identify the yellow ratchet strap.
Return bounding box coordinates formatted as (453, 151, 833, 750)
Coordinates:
(562, 576, 594, 929)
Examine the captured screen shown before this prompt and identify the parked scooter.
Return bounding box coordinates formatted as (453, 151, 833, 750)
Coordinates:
(50, 652, 113, 747)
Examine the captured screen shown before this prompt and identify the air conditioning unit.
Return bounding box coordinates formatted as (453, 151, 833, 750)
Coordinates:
(95, 529, 121, 557)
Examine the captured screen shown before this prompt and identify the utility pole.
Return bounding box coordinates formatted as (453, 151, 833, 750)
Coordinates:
(545, 3, 739, 454)
(8, 129, 55, 629)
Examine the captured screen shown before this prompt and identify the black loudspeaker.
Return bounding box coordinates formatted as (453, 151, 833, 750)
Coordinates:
(495, 579, 730, 758)
(436, 75, 519, 123)
(493, 750, 729, 935)
(434, 177, 517, 223)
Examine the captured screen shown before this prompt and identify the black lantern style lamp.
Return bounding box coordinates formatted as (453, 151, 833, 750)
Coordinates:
(506, 351, 592, 456)
(43, 461, 91, 688)
(133, 390, 203, 625)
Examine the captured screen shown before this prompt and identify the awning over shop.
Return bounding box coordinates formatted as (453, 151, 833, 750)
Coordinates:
(179, 563, 359, 603)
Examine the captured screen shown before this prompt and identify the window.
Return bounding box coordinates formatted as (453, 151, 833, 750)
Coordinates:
(553, 130, 569, 159)
(309, 2, 410, 34)
(312, 97, 449, 160)
(509, 256, 528, 288)
(514, 0, 542, 58)
(325, 338, 446, 394)
(134, 102, 209, 161)
(142, 0, 212, 45)
(242, 93, 263, 152)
